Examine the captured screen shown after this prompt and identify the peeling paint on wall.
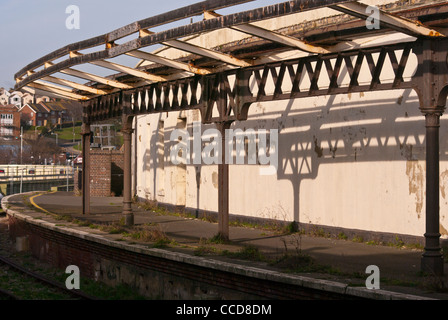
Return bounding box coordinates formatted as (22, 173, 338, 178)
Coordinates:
(440, 170, 448, 200)
(440, 223, 448, 237)
(405, 161, 424, 218)
(212, 171, 218, 189)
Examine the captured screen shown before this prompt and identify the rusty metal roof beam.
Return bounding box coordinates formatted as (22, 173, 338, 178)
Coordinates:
(69, 51, 168, 83)
(138, 28, 252, 68)
(125, 49, 212, 75)
(330, 2, 445, 38)
(15, 0, 354, 92)
(41, 75, 111, 95)
(203, 11, 331, 54)
(14, 0, 255, 80)
(164, 40, 253, 68)
(27, 81, 90, 100)
(43, 62, 134, 90)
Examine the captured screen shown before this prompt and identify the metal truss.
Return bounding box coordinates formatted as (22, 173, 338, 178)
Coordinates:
(85, 41, 416, 124)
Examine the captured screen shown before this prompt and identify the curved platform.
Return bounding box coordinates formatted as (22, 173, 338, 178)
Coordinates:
(2, 191, 447, 300)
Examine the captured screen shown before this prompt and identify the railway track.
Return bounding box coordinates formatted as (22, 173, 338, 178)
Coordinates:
(0, 287, 19, 300)
(0, 214, 95, 300)
(0, 254, 97, 300)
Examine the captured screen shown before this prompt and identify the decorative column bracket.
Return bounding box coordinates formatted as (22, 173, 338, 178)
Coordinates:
(199, 70, 253, 125)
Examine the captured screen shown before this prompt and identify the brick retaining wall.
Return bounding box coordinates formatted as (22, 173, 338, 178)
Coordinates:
(7, 214, 363, 300)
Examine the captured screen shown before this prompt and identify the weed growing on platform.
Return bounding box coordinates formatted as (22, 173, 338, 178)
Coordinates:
(337, 232, 348, 240)
(419, 272, 448, 293)
(105, 226, 126, 234)
(54, 215, 74, 222)
(194, 246, 219, 256)
(208, 233, 229, 244)
(222, 245, 266, 262)
(117, 224, 176, 248)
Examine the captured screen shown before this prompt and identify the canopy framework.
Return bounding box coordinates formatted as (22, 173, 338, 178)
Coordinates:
(14, 0, 448, 276)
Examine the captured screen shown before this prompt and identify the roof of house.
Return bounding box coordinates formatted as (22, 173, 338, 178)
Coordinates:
(40, 100, 82, 112)
(21, 103, 50, 113)
(0, 104, 20, 113)
(40, 101, 67, 112)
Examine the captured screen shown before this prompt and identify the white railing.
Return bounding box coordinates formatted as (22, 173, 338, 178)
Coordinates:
(0, 164, 77, 195)
(0, 164, 75, 182)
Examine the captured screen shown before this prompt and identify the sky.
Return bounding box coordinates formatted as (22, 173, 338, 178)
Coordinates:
(0, 0, 273, 91)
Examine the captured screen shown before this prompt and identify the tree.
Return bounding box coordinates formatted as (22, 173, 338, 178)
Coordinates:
(23, 136, 61, 164)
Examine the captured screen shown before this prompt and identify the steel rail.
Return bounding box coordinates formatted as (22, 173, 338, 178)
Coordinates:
(0, 254, 97, 300)
(0, 287, 19, 300)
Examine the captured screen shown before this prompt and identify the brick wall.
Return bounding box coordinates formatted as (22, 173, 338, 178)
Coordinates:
(0, 105, 21, 138)
(7, 215, 346, 300)
(73, 150, 124, 197)
(90, 150, 111, 197)
(19, 105, 35, 126)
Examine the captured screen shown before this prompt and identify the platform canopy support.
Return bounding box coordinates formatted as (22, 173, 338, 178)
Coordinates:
(122, 94, 135, 226)
(81, 105, 91, 216)
(413, 39, 448, 276)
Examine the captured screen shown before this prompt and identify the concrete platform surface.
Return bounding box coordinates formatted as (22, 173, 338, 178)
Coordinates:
(3, 191, 448, 300)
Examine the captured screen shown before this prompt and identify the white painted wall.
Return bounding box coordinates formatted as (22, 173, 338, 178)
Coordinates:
(133, 0, 448, 238)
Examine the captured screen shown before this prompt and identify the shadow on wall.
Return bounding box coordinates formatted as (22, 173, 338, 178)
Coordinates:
(137, 87, 447, 234)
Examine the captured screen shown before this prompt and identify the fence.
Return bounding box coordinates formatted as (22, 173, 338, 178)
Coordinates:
(0, 165, 75, 195)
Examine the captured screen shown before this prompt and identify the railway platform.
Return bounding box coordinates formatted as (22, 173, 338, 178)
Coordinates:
(2, 191, 448, 300)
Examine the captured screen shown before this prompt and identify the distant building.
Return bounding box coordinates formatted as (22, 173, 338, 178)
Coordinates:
(39, 101, 70, 126)
(0, 104, 21, 139)
(19, 103, 50, 127)
(19, 100, 82, 127)
(22, 92, 35, 105)
(0, 87, 51, 108)
(9, 91, 23, 109)
(0, 89, 10, 106)
(36, 95, 50, 104)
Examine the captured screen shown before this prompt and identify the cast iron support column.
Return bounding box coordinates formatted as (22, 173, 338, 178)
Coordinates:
(217, 121, 232, 241)
(413, 39, 448, 276)
(81, 123, 91, 215)
(122, 126, 134, 226)
(421, 112, 444, 276)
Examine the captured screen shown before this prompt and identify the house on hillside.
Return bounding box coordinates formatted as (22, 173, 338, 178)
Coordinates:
(19, 103, 50, 127)
(0, 104, 21, 139)
(36, 95, 50, 104)
(40, 101, 77, 125)
(22, 92, 35, 105)
(19, 100, 81, 128)
(9, 91, 23, 109)
(0, 89, 10, 106)
(0, 88, 51, 109)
